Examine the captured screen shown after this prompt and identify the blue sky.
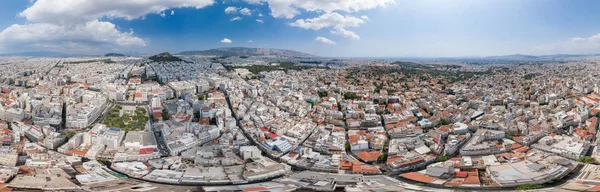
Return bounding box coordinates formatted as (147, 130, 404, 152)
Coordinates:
(1, 0, 600, 57)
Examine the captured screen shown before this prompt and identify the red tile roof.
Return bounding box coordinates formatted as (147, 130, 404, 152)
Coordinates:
(153, 112, 162, 119)
(267, 133, 278, 139)
(348, 135, 360, 144)
(588, 183, 600, 191)
(356, 151, 380, 162)
(351, 161, 381, 174)
(400, 172, 436, 183)
(455, 171, 468, 178)
(139, 148, 155, 155)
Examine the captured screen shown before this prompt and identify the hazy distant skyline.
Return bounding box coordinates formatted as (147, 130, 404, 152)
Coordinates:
(1, 0, 600, 57)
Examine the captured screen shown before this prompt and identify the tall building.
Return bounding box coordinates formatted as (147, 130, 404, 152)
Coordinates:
(84, 124, 125, 150)
(240, 146, 261, 160)
(151, 94, 161, 109)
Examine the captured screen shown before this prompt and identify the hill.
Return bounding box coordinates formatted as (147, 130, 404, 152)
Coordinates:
(480, 54, 590, 61)
(149, 52, 182, 62)
(483, 54, 539, 60)
(177, 47, 315, 57)
(391, 61, 430, 69)
(104, 53, 125, 57)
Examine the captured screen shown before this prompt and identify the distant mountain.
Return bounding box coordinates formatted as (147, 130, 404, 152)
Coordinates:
(104, 53, 125, 57)
(149, 52, 182, 62)
(480, 54, 588, 61)
(391, 61, 430, 69)
(177, 47, 316, 57)
(483, 54, 539, 60)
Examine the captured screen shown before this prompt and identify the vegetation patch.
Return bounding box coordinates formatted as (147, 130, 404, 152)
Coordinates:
(64, 59, 115, 64)
(578, 156, 596, 163)
(225, 62, 324, 74)
(103, 105, 148, 131)
(436, 156, 449, 162)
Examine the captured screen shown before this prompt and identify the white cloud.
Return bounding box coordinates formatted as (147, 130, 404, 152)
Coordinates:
(533, 33, 600, 55)
(221, 38, 232, 43)
(256, 19, 264, 23)
(20, 0, 215, 25)
(248, 40, 253, 43)
(330, 26, 359, 40)
(0, 0, 215, 53)
(258, 13, 264, 17)
(360, 15, 370, 21)
(230, 17, 243, 21)
(225, 6, 237, 14)
(289, 13, 365, 30)
(315, 36, 336, 45)
(0, 20, 146, 49)
(171, 10, 175, 15)
(290, 12, 364, 40)
(244, 0, 394, 19)
(240, 8, 252, 16)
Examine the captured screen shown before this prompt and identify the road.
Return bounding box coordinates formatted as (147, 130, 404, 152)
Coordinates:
(95, 102, 116, 125)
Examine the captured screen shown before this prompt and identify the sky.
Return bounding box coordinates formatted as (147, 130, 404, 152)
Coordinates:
(1, 0, 600, 57)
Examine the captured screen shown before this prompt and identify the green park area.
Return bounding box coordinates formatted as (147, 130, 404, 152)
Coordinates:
(103, 105, 148, 131)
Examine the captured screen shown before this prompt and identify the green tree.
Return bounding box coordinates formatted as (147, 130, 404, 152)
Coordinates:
(162, 108, 170, 120)
(436, 156, 449, 162)
(64, 132, 76, 139)
(377, 154, 388, 163)
(440, 119, 450, 125)
(578, 156, 596, 163)
(318, 90, 328, 98)
(194, 111, 201, 120)
(343, 92, 360, 100)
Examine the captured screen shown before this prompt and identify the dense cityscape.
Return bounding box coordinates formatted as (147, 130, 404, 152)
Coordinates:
(3, 0, 600, 192)
(0, 50, 596, 191)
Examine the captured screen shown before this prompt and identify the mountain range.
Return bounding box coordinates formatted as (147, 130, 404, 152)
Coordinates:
(104, 53, 126, 57)
(479, 54, 589, 61)
(0, 49, 597, 62)
(177, 47, 316, 57)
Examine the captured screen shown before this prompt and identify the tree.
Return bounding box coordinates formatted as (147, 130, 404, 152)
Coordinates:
(578, 156, 596, 163)
(440, 119, 450, 125)
(194, 111, 201, 121)
(162, 108, 170, 120)
(318, 90, 328, 98)
(436, 156, 449, 162)
(377, 154, 388, 163)
(344, 92, 360, 100)
(64, 132, 76, 139)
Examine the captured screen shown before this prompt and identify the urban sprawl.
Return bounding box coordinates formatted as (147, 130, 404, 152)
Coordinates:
(0, 52, 599, 191)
